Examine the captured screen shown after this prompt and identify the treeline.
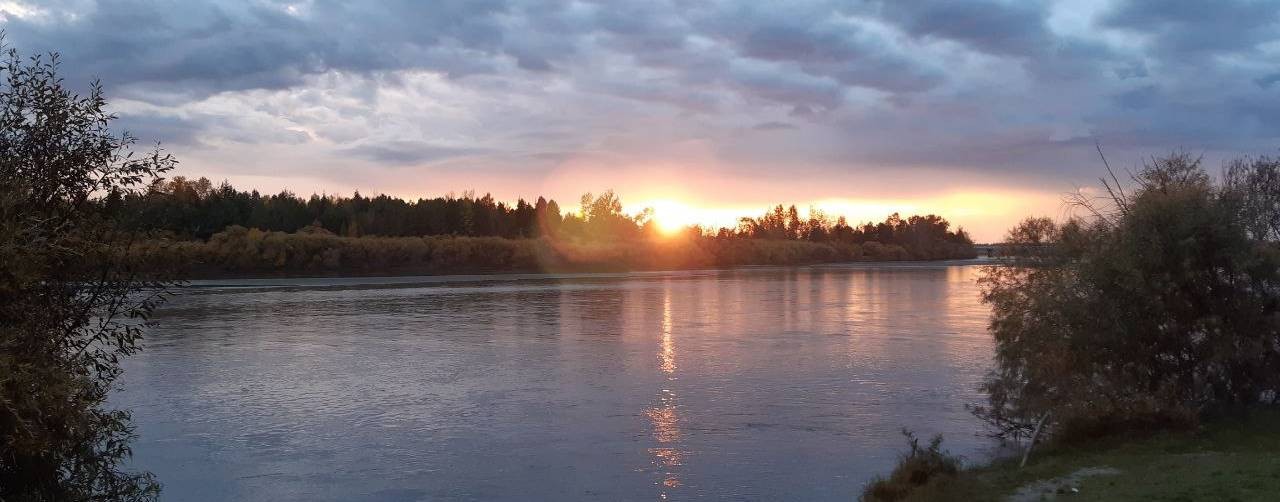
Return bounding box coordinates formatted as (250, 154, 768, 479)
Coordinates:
(132, 226, 933, 278)
(105, 176, 562, 239)
(732, 205, 974, 260)
(104, 177, 669, 241)
(107, 176, 975, 263)
(105, 177, 976, 277)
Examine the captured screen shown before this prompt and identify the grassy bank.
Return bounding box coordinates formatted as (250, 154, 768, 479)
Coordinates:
(883, 410, 1280, 501)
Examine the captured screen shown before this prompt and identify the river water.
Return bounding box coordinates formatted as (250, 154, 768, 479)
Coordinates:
(115, 261, 996, 501)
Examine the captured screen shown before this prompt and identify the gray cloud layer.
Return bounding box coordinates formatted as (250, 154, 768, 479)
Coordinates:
(4, 0, 1278, 191)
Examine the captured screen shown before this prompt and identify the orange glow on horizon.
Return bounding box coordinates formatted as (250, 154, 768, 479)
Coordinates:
(203, 163, 1063, 243)
(608, 189, 1061, 242)
(639, 199, 744, 236)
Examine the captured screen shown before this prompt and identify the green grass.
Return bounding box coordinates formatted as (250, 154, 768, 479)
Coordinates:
(900, 409, 1280, 501)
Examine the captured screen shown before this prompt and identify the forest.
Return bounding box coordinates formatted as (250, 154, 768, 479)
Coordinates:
(111, 177, 976, 277)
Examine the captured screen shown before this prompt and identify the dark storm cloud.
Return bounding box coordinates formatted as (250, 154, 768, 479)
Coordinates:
(1114, 85, 1159, 110)
(3, 0, 515, 98)
(876, 0, 1055, 57)
(5, 0, 951, 112)
(877, 0, 1123, 86)
(734, 22, 943, 93)
(115, 109, 306, 147)
(3, 0, 1277, 181)
(341, 141, 487, 165)
(1102, 0, 1280, 54)
(752, 121, 797, 131)
(114, 113, 207, 146)
(685, 2, 945, 105)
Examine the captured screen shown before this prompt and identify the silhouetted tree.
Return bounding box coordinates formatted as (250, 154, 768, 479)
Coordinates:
(1, 43, 174, 500)
(734, 205, 973, 259)
(1224, 154, 1280, 242)
(976, 151, 1280, 442)
(106, 177, 569, 241)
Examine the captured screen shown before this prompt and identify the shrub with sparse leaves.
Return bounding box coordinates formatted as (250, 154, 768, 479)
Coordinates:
(974, 151, 1280, 443)
(0, 42, 176, 500)
(860, 430, 961, 502)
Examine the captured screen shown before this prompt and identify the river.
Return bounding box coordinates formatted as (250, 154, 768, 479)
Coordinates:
(115, 261, 996, 501)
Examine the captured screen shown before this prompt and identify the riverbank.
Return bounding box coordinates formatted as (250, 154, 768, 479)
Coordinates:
(891, 409, 1280, 501)
(131, 225, 977, 279)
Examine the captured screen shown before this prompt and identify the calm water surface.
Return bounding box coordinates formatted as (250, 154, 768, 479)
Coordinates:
(116, 262, 995, 501)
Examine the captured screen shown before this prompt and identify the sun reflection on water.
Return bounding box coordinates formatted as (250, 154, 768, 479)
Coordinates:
(660, 294, 677, 375)
(646, 285, 684, 499)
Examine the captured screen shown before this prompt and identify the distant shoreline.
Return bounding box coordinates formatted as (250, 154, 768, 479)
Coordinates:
(134, 227, 979, 281)
(175, 257, 994, 283)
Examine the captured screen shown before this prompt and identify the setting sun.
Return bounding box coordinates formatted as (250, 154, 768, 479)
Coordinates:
(644, 199, 698, 235)
(629, 199, 755, 236)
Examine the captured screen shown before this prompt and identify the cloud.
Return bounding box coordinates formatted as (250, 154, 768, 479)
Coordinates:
(1, 0, 1275, 208)
(3, 0, 517, 99)
(1101, 0, 1280, 55)
(1113, 85, 1159, 110)
(1257, 73, 1280, 89)
(114, 113, 208, 147)
(341, 141, 488, 165)
(877, 0, 1055, 58)
(751, 121, 796, 131)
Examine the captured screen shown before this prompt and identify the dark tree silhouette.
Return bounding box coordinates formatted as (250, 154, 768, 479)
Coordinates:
(975, 152, 1280, 442)
(0, 44, 175, 500)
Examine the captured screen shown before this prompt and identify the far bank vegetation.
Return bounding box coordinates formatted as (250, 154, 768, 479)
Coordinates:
(112, 179, 976, 277)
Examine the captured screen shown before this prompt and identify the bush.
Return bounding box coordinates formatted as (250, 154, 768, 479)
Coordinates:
(1, 44, 172, 500)
(860, 430, 961, 502)
(128, 229, 971, 278)
(975, 152, 1280, 443)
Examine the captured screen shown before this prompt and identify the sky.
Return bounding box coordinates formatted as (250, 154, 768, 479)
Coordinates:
(2, 0, 1278, 241)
